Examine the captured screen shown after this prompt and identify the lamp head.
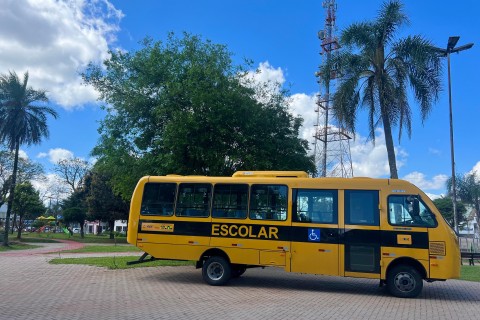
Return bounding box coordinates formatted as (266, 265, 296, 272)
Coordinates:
(447, 36, 460, 50)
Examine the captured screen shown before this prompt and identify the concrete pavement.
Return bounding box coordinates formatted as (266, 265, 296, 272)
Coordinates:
(0, 241, 479, 320)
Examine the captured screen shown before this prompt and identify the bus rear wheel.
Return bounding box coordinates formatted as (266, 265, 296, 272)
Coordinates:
(202, 256, 231, 286)
(387, 265, 423, 298)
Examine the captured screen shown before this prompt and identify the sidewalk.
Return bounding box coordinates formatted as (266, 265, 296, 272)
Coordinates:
(1, 241, 479, 320)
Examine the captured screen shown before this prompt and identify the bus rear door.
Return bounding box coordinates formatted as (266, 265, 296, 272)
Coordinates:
(290, 188, 340, 276)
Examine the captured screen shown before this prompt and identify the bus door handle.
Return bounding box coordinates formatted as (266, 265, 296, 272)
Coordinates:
(188, 241, 199, 245)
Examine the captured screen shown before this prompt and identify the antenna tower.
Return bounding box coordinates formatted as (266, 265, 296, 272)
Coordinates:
(313, 0, 354, 178)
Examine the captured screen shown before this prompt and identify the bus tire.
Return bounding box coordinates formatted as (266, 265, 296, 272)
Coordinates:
(387, 265, 423, 298)
(202, 256, 231, 286)
(231, 265, 246, 278)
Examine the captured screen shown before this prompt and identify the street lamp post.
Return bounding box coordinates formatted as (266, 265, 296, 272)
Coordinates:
(435, 36, 474, 233)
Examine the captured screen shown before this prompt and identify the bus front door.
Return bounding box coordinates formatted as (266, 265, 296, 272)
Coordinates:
(341, 189, 381, 278)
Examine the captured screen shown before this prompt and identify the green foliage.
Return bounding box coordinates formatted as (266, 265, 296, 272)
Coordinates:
(63, 207, 86, 225)
(432, 197, 467, 227)
(83, 33, 314, 199)
(12, 182, 46, 238)
(321, 1, 442, 178)
(84, 169, 129, 239)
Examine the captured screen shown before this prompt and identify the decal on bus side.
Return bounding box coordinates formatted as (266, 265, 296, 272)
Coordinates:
(141, 222, 174, 232)
(211, 224, 279, 239)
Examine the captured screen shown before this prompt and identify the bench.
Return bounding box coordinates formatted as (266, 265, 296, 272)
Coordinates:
(461, 251, 480, 266)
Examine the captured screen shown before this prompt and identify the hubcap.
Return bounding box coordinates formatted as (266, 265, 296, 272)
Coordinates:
(207, 262, 224, 281)
(394, 272, 416, 292)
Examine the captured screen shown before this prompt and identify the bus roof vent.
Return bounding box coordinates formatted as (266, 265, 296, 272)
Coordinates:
(232, 171, 308, 178)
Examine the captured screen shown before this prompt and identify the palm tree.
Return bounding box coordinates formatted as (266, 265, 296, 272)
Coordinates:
(0, 71, 58, 246)
(447, 172, 480, 222)
(321, 0, 442, 178)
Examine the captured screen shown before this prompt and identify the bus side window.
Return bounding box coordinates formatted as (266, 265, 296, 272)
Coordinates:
(293, 189, 338, 224)
(176, 183, 212, 217)
(140, 183, 177, 216)
(388, 195, 437, 227)
(249, 184, 288, 221)
(345, 190, 379, 226)
(212, 184, 248, 219)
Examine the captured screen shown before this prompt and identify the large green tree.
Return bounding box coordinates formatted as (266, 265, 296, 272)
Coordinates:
(62, 190, 88, 238)
(12, 182, 46, 239)
(84, 170, 129, 239)
(83, 33, 314, 199)
(320, 0, 442, 178)
(0, 71, 58, 246)
(433, 197, 466, 228)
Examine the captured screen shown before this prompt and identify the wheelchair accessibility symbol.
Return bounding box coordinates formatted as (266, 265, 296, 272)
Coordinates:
(308, 228, 320, 242)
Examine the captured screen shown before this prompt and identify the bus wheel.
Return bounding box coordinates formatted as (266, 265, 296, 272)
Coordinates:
(202, 256, 231, 286)
(387, 265, 423, 298)
(231, 265, 246, 278)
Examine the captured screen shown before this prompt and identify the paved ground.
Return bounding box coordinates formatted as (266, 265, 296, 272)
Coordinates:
(1, 242, 479, 320)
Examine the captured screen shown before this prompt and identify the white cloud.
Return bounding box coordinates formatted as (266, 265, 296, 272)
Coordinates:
(425, 192, 444, 201)
(45, 148, 74, 163)
(242, 61, 286, 103)
(402, 171, 448, 190)
(0, 0, 123, 109)
(18, 149, 28, 160)
(349, 129, 407, 178)
(288, 93, 318, 141)
(31, 173, 70, 203)
(469, 161, 480, 181)
(250, 61, 286, 86)
(37, 152, 48, 159)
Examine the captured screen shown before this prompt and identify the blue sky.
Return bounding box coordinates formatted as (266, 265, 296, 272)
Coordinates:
(1, 0, 478, 198)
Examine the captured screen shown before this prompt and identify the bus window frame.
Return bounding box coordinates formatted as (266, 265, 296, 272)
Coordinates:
(292, 188, 338, 224)
(344, 189, 380, 226)
(211, 183, 249, 220)
(387, 194, 438, 228)
(249, 184, 288, 221)
(175, 182, 213, 218)
(140, 182, 178, 217)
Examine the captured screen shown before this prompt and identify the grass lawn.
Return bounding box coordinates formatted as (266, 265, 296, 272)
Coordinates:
(49, 256, 194, 269)
(18, 232, 128, 244)
(461, 265, 480, 282)
(58, 245, 141, 253)
(0, 242, 41, 251)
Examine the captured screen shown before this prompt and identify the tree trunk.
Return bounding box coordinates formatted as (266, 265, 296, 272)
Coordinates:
(2, 140, 20, 246)
(379, 96, 398, 179)
(11, 212, 17, 234)
(109, 220, 115, 239)
(16, 215, 23, 239)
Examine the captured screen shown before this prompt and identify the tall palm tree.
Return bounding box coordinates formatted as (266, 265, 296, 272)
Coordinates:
(0, 71, 58, 246)
(321, 0, 442, 178)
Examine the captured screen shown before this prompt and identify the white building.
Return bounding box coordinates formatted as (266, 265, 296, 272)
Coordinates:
(459, 206, 479, 239)
(0, 204, 7, 227)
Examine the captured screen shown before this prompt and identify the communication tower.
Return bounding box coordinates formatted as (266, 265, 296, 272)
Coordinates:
(313, 0, 354, 178)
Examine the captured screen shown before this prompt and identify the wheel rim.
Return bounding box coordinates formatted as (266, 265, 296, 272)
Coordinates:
(394, 271, 416, 293)
(207, 262, 224, 281)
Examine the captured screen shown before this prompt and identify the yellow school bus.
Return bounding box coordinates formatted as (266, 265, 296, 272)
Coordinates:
(127, 171, 460, 298)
